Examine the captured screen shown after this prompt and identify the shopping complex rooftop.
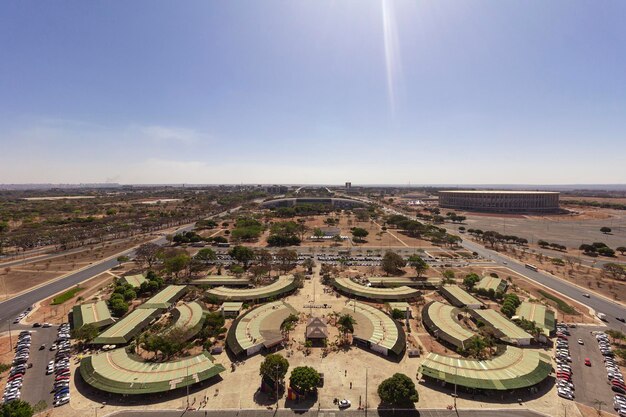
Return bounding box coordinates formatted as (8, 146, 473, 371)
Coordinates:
(206, 275, 296, 301)
(440, 285, 483, 308)
(72, 301, 114, 330)
(515, 302, 556, 337)
(80, 348, 225, 394)
(419, 346, 552, 390)
(470, 309, 533, 345)
(422, 301, 476, 349)
(342, 301, 405, 357)
(333, 277, 420, 301)
(227, 300, 297, 356)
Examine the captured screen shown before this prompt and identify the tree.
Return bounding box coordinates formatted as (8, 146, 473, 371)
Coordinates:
(163, 251, 191, 279)
(71, 323, 99, 344)
(617, 247, 626, 255)
(117, 255, 130, 264)
(260, 354, 289, 385)
(194, 248, 217, 263)
(289, 366, 320, 394)
(0, 399, 33, 417)
(110, 298, 129, 317)
(135, 243, 163, 269)
(407, 255, 428, 278)
(381, 251, 406, 275)
(229, 245, 255, 268)
(463, 273, 481, 289)
(464, 335, 488, 359)
(377, 373, 418, 406)
(351, 227, 369, 243)
(303, 258, 315, 274)
(337, 314, 356, 341)
(255, 249, 273, 276)
(600, 227, 612, 234)
(313, 228, 324, 239)
(391, 309, 405, 320)
(275, 249, 298, 274)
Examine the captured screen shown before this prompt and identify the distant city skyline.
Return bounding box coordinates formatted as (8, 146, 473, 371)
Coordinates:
(1, 1, 625, 184)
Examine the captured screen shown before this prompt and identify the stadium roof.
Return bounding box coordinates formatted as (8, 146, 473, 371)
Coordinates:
(476, 276, 507, 293)
(422, 301, 476, 349)
(207, 275, 296, 301)
(138, 285, 187, 309)
(119, 274, 147, 288)
(333, 277, 420, 301)
(166, 302, 205, 340)
(72, 301, 114, 329)
(79, 348, 225, 394)
(470, 309, 533, 343)
(226, 300, 297, 356)
(440, 190, 559, 195)
(342, 301, 406, 356)
(93, 308, 161, 345)
(418, 346, 552, 390)
(515, 302, 556, 337)
(440, 285, 483, 308)
(190, 276, 251, 287)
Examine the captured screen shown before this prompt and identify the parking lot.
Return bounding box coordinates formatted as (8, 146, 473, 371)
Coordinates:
(5, 324, 68, 409)
(564, 326, 615, 409)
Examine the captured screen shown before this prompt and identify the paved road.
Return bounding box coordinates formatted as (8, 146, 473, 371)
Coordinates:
(106, 408, 550, 417)
(461, 239, 626, 330)
(0, 208, 246, 334)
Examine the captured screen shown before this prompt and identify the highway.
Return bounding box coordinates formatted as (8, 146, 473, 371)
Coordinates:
(461, 238, 626, 330)
(374, 200, 626, 330)
(0, 206, 241, 333)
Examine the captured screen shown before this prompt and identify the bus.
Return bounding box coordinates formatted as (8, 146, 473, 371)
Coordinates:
(525, 264, 538, 272)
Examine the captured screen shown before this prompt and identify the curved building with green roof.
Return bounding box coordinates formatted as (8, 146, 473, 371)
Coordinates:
(418, 346, 552, 390)
(422, 301, 477, 350)
(226, 300, 298, 357)
(79, 348, 225, 394)
(342, 301, 406, 357)
(207, 275, 296, 302)
(166, 302, 205, 341)
(332, 277, 420, 301)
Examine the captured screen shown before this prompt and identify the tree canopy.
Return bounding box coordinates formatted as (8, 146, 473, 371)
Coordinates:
(0, 399, 33, 417)
(382, 251, 406, 275)
(377, 373, 419, 406)
(260, 354, 289, 383)
(407, 255, 428, 278)
(289, 366, 321, 394)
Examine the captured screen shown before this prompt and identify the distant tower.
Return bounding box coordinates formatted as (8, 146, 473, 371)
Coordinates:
(345, 182, 352, 189)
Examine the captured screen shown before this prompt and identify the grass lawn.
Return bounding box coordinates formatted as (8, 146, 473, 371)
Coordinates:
(51, 286, 83, 305)
(537, 289, 578, 315)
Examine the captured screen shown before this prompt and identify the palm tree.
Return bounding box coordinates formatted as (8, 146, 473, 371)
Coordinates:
(337, 314, 356, 344)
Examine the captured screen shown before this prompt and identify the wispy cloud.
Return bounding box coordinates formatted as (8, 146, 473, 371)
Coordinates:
(131, 125, 201, 144)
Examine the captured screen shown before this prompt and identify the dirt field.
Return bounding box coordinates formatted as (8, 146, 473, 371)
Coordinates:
(456, 208, 626, 250)
(0, 235, 155, 298)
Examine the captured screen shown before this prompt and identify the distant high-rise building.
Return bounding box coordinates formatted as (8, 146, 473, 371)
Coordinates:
(345, 182, 352, 189)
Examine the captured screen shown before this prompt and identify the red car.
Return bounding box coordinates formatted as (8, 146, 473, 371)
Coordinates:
(7, 373, 23, 382)
(584, 358, 591, 366)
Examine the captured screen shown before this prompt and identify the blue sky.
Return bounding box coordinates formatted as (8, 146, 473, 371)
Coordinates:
(1, 1, 625, 185)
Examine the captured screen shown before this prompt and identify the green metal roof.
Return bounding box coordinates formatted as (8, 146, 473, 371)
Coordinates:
(476, 276, 508, 293)
(333, 277, 420, 301)
(166, 302, 205, 340)
(72, 301, 114, 329)
(138, 285, 187, 309)
(418, 346, 552, 390)
(119, 274, 147, 288)
(226, 300, 297, 356)
(422, 301, 476, 349)
(368, 277, 442, 288)
(440, 285, 483, 308)
(93, 308, 161, 345)
(79, 348, 225, 394)
(191, 276, 251, 287)
(221, 302, 244, 312)
(515, 302, 556, 336)
(470, 309, 533, 343)
(342, 301, 406, 356)
(207, 275, 296, 301)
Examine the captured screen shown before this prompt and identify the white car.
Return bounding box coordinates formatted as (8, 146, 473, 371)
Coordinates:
(338, 399, 351, 409)
(577, 339, 584, 345)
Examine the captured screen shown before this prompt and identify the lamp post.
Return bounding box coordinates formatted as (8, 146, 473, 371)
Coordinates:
(275, 364, 280, 410)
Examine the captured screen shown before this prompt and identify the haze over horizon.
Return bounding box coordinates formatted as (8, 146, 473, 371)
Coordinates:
(1, 1, 625, 185)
